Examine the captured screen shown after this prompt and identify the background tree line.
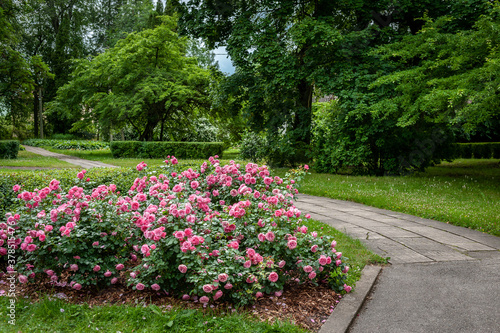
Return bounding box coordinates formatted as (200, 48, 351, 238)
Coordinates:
(1, 0, 499, 174)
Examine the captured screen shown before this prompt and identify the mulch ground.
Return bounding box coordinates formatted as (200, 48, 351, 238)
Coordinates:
(0, 275, 341, 332)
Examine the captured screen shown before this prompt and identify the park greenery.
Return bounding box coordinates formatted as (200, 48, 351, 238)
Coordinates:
(0, 0, 499, 173)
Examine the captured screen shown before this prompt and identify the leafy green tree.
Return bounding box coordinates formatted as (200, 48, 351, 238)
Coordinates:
(48, 16, 211, 141)
(0, 0, 34, 138)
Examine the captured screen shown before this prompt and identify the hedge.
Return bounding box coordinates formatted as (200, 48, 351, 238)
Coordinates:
(22, 139, 109, 150)
(455, 142, 500, 159)
(110, 141, 225, 159)
(0, 140, 19, 159)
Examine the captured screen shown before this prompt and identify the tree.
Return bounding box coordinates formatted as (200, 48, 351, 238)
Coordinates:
(48, 15, 211, 141)
(180, 0, 493, 168)
(312, 1, 494, 175)
(0, 0, 34, 138)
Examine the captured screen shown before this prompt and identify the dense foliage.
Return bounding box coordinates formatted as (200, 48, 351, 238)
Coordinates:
(0, 140, 19, 159)
(2, 158, 351, 305)
(48, 16, 210, 142)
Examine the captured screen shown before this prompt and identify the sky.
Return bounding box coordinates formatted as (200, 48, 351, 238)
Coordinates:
(214, 46, 235, 74)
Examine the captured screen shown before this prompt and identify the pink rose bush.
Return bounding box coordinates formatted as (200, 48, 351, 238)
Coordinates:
(1, 157, 350, 304)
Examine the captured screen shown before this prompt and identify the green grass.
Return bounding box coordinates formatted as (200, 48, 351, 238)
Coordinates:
(0, 297, 306, 333)
(0, 150, 77, 169)
(279, 159, 500, 236)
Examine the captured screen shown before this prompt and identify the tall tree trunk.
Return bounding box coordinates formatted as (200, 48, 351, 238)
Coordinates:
(38, 87, 44, 139)
(293, 80, 313, 144)
(34, 91, 39, 137)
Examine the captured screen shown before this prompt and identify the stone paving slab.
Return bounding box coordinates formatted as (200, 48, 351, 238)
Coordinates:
(24, 146, 118, 169)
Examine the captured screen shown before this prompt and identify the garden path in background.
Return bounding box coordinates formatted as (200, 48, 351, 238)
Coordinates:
(294, 194, 500, 333)
(23, 145, 118, 169)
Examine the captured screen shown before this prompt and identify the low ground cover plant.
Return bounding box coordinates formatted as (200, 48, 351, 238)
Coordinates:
(22, 139, 109, 151)
(1, 157, 351, 305)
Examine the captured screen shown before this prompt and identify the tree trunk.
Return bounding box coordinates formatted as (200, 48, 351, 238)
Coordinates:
(33, 91, 39, 137)
(293, 79, 313, 144)
(38, 87, 44, 139)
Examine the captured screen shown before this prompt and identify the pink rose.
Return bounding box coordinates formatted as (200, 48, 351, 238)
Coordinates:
(303, 265, 313, 273)
(18, 275, 28, 284)
(319, 256, 328, 266)
(182, 294, 190, 301)
(308, 271, 316, 279)
(203, 284, 213, 293)
(73, 283, 82, 290)
(200, 296, 209, 303)
(344, 284, 352, 293)
(93, 265, 101, 272)
(178, 265, 188, 273)
(224, 283, 233, 290)
(136, 283, 145, 290)
(116, 263, 124, 271)
(265, 231, 275, 242)
(70, 264, 78, 271)
(287, 240, 297, 249)
(218, 273, 228, 282)
(111, 278, 118, 284)
(268, 272, 279, 283)
(104, 270, 112, 277)
(151, 284, 161, 291)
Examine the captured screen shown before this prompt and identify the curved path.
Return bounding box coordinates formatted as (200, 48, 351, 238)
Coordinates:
(23, 145, 118, 169)
(294, 194, 500, 333)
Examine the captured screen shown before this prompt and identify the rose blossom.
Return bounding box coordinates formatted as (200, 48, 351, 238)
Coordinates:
(178, 265, 188, 273)
(136, 283, 145, 290)
(268, 272, 279, 283)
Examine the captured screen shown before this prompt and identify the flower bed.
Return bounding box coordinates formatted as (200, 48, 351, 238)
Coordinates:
(1, 156, 351, 305)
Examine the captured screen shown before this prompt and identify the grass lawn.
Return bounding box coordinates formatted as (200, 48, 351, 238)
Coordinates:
(0, 150, 77, 169)
(278, 159, 500, 236)
(0, 297, 306, 333)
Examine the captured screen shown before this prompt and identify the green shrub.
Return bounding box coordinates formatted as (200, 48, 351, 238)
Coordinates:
(239, 132, 267, 162)
(473, 143, 493, 159)
(110, 141, 225, 159)
(493, 143, 500, 158)
(312, 102, 454, 175)
(23, 139, 109, 150)
(0, 140, 19, 159)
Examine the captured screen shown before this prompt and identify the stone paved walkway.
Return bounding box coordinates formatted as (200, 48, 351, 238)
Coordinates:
(295, 194, 500, 264)
(24, 146, 118, 169)
(294, 194, 500, 333)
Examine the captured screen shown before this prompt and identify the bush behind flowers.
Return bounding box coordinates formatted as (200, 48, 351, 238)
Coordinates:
(1, 157, 350, 304)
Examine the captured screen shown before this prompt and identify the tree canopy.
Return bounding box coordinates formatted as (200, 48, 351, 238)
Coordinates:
(49, 15, 211, 141)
